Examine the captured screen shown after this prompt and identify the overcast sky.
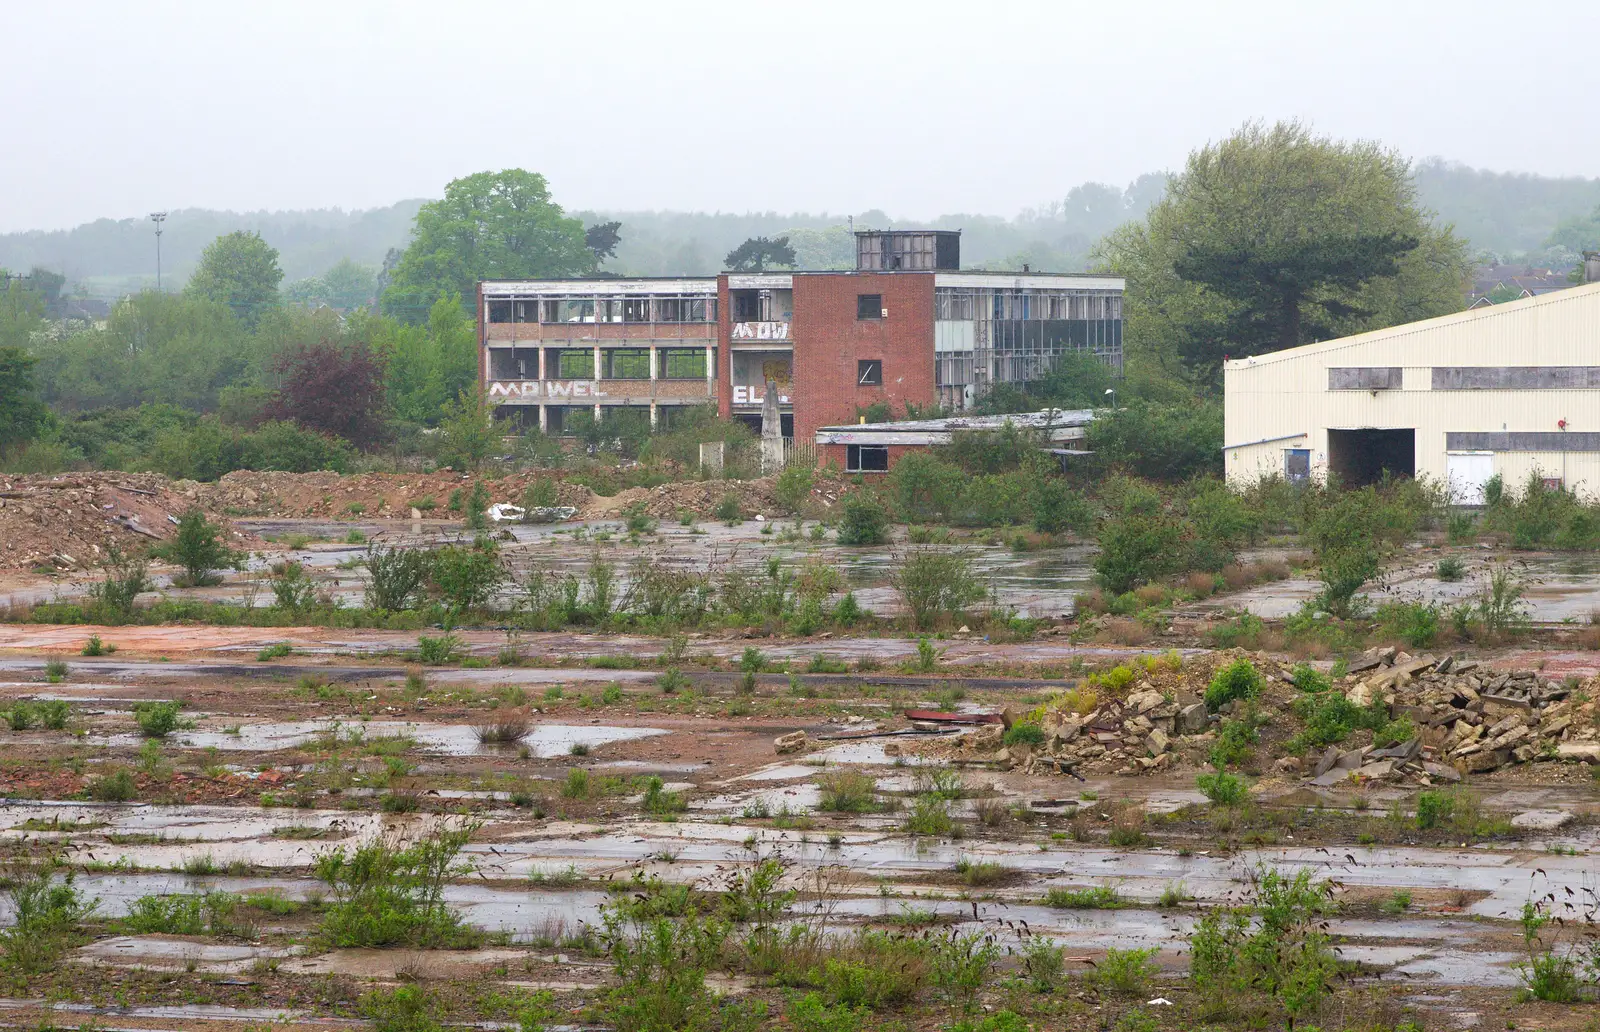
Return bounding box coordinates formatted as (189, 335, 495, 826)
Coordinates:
(3, 0, 1597, 233)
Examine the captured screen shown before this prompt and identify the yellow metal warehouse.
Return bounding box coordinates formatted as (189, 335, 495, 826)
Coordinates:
(1223, 281, 1600, 502)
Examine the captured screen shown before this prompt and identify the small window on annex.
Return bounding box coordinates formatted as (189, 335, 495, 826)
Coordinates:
(857, 359, 882, 386)
(846, 444, 889, 472)
(857, 294, 884, 320)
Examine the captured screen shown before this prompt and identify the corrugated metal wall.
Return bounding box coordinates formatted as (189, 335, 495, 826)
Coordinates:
(1223, 283, 1600, 496)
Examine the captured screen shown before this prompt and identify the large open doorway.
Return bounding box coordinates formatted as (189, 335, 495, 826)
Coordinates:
(1327, 428, 1415, 486)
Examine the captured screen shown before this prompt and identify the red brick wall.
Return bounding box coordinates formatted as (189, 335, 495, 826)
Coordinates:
(715, 275, 732, 418)
(791, 273, 936, 445)
(819, 442, 929, 472)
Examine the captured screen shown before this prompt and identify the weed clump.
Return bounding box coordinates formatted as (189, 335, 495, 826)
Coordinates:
(314, 825, 479, 947)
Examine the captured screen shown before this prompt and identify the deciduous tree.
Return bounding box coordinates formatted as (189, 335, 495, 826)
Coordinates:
(383, 170, 592, 319)
(1096, 120, 1472, 385)
(184, 231, 284, 327)
(266, 339, 388, 448)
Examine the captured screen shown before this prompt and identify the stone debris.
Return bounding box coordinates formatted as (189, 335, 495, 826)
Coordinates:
(773, 730, 809, 755)
(908, 645, 1600, 784)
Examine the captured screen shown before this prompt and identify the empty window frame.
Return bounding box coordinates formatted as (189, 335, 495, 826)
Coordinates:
(604, 349, 650, 379)
(857, 359, 882, 386)
(935, 289, 976, 320)
(487, 300, 513, 323)
(543, 299, 596, 323)
(857, 294, 884, 320)
(555, 350, 595, 378)
(622, 297, 652, 323)
(654, 297, 713, 323)
(846, 444, 889, 472)
(1284, 449, 1311, 483)
(659, 349, 708, 379)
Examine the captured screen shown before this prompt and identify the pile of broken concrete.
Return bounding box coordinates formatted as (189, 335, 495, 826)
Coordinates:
(1305, 647, 1599, 786)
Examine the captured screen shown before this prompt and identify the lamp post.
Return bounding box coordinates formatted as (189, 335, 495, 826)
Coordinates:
(1104, 387, 1116, 410)
(149, 212, 168, 290)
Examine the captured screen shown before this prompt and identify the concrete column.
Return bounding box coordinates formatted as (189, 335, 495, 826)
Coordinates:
(649, 345, 658, 381)
(705, 344, 715, 398)
(650, 401, 659, 429)
(536, 346, 545, 381)
(594, 402, 602, 420)
(593, 344, 602, 383)
(539, 404, 548, 432)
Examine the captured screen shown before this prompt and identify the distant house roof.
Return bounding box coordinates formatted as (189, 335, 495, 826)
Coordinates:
(1469, 264, 1572, 299)
(815, 408, 1094, 447)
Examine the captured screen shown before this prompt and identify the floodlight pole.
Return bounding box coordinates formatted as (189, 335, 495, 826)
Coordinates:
(149, 212, 168, 290)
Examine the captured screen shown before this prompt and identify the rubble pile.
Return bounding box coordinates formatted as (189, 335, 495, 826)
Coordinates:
(1313, 647, 1600, 783)
(917, 647, 1600, 785)
(197, 471, 592, 519)
(0, 473, 251, 574)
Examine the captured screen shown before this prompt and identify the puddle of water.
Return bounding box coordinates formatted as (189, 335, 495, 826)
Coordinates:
(87, 719, 667, 758)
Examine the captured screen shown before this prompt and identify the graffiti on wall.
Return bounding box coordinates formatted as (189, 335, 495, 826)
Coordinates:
(487, 380, 608, 401)
(732, 385, 791, 406)
(731, 321, 791, 340)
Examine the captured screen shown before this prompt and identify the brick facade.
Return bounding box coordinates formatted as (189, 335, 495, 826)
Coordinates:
(789, 273, 936, 445)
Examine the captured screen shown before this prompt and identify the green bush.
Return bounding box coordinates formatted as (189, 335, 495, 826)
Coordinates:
(1002, 722, 1046, 747)
(1095, 946, 1158, 995)
(1208, 719, 1259, 769)
(151, 508, 243, 587)
(773, 464, 815, 514)
(0, 861, 95, 974)
(893, 548, 985, 630)
(1436, 555, 1466, 581)
(88, 769, 136, 801)
(361, 985, 443, 1032)
(315, 826, 477, 947)
(133, 701, 182, 738)
(1204, 658, 1263, 711)
(416, 632, 465, 665)
(1093, 478, 1186, 594)
(1189, 866, 1337, 1024)
(1086, 399, 1223, 482)
(1196, 770, 1248, 806)
(713, 491, 742, 523)
(1032, 477, 1091, 535)
(889, 453, 963, 522)
(363, 545, 431, 611)
(836, 491, 890, 546)
(428, 540, 504, 612)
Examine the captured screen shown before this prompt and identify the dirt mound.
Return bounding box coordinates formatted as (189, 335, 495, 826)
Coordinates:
(581, 478, 784, 519)
(0, 473, 248, 574)
(200, 470, 593, 519)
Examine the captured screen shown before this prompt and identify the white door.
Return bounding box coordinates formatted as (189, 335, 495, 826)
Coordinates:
(1447, 452, 1494, 505)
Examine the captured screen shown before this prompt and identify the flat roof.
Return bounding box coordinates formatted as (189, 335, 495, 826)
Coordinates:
(816, 408, 1095, 446)
(482, 269, 1123, 293)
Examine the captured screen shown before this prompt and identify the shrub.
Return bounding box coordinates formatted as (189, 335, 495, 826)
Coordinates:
(1002, 722, 1046, 747)
(1196, 770, 1248, 806)
(364, 546, 431, 611)
(1032, 477, 1091, 535)
(1189, 866, 1336, 1024)
(88, 769, 136, 801)
(151, 508, 243, 587)
(1095, 946, 1158, 995)
(904, 794, 953, 836)
(86, 547, 152, 618)
(1376, 601, 1439, 648)
(774, 464, 815, 514)
(599, 882, 732, 1032)
(1043, 885, 1123, 909)
(1208, 719, 1259, 769)
(713, 491, 742, 523)
(836, 491, 890, 546)
(133, 701, 182, 738)
(361, 985, 442, 1032)
(817, 770, 878, 813)
(428, 541, 504, 612)
(1086, 399, 1223, 482)
(1093, 478, 1186, 594)
(893, 548, 985, 630)
(1304, 487, 1388, 615)
(1436, 555, 1466, 582)
(81, 634, 112, 656)
(1204, 658, 1263, 711)
(39, 700, 69, 730)
(0, 860, 95, 974)
(268, 560, 319, 613)
(314, 826, 478, 947)
(416, 633, 464, 665)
